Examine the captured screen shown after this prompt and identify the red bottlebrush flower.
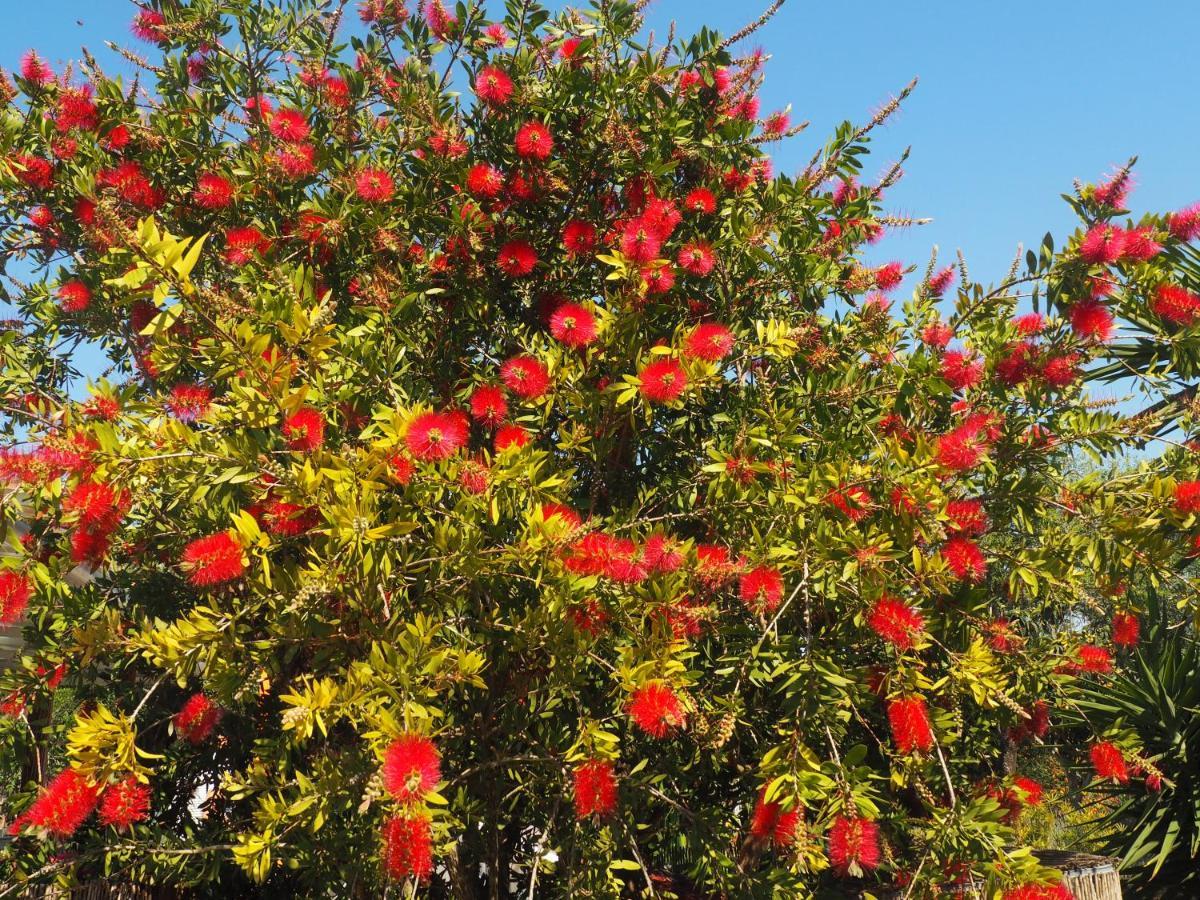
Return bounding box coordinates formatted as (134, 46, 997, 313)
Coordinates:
(749, 788, 801, 847)
(495, 424, 531, 452)
(642, 534, 684, 573)
(603, 538, 648, 584)
(573, 759, 617, 819)
(1152, 284, 1200, 327)
(1002, 884, 1074, 900)
(762, 110, 790, 137)
(1169, 203, 1200, 242)
(562, 219, 597, 256)
(131, 9, 167, 42)
(1122, 226, 1161, 261)
(268, 108, 310, 143)
(563, 532, 616, 576)
(1175, 480, 1200, 514)
(63, 481, 126, 533)
(389, 453, 416, 485)
(639, 358, 687, 405)
(1069, 298, 1115, 342)
(382, 734, 441, 804)
(406, 411, 468, 461)
(98, 776, 151, 829)
(943, 535, 986, 582)
(677, 241, 715, 277)
(1093, 170, 1133, 209)
(620, 219, 662, 264)
(626, 681, 685, 738)
(1076, 644, 1113, 674)
(224, 226, 271, 265)
(740, 566, 784, 614)
(458, 458, 489, 494)
(995, 342, 1037, 387)
(82, 395, 120, 421)
(1090, 741, 1129, 783)
(941, 350, 984, 391)
(989, 618, 1021, 653)
(888, 695, 935, 754)
(641, 262, 675, 294)
(71, 528, 111, 564)
(1013, 313, 1046, 336)
(1079, 224, 1126, 264)
(867, 596, 925, 650)
(1040, 354, 1079, 389)
(195, 173, 235, 209)
(359, 0, 411, 25)
(921, 321, 954, 349)
(497, 239, 537, 277)
(474, 65, 513, 106)
(1112, 611, 1140, 648)
(382, 814, 433, 880)
(1013, 776, 1044, 807)
(19, 50, 54, 86)
(283, 407, 325, 452)
(946, 498, 988, 536)
(175, 692, 221, 743)
(355, 166, 394, 203)
(0, 570, 32, 624)
(683, 323, 735, 362)
(56, 280, 91, 313)
(684, 188, 717, 214)
(696, 543, 736, 586)
(469, 384, 508, 426)
(936, 421, 991, 472)
(274, 142, 317, 180)
(97, 161, 163, 209)
(550, 303, 598, 348)
(874, 261, 905, 291)
(9, 769, 100, 837)
(181, 531, 245, 586)
(54, 85, 98, 133)
(926, 266, 956, 297)
(539, 502, 581, 532)
(828, 815, 880, 877)
(466, 163, 504, 198)
(13, 154, 54, 190)
(515, 121, 553, 160)
(28, 203, 53, 228)
(168, 384, 212, 422)
(827, 485, 873, 522)
(500, 355, 551, 399)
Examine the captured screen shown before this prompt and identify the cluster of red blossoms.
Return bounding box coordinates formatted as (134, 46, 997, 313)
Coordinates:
(9, 769, 150, 838)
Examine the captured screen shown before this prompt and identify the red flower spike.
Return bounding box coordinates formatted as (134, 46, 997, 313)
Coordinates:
(474, 66, 513, 106)
(469, 385, 508, 426)
(573, 759, 617, 818)
(1090, 741, 1128, 783)
(867, 596, 925, 650)
(943, 535, 987, 581)
(749, 788, 800, 848)
(382, 814, 434, 880)
(382, 734, 441, 804)
(888, 695, 935, 754)
(638, 358, 687, 405)
(98, 776, 151, 829)
(626, 681, 685, 738)
(283, 407, 326, 451)
(500, 355, 551, 399)
(739, 566, 784, 614)
(683, 323, 734, 362)
(827, 815, 880, 877)
(0, 570, 32, 624)
(549, 303, 598, 348)
(175, 692, 222, 743)
(406, 411, 468, 462)
(1112, 611, 1140, 648)
(181, 531, 245, 586)
(9, 769, 100, 837)
(515, 122, 553, 160)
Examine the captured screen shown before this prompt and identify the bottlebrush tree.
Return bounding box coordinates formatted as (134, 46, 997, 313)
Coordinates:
(2, 0, 1200, 897)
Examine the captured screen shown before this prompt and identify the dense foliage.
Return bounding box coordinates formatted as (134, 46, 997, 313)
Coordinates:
(1, 1, 1200, 896)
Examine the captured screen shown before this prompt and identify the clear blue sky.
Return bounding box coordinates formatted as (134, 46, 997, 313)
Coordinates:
(6, 0, 1200, 378)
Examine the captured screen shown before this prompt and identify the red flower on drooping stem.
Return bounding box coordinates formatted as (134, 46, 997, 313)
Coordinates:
(888, 695, 935, 754)
(867, 596, 925, 650)
(515, 122, 553, 160)
(549, 303, 598, 348)
(8, 768, 100, 837)
(827, 815, 880, 876)
(749, 788, 801, 848)
(1112, 611, 1140, 647)
(739, 566, 784, 614)
(0, 570, 32, 624)
(469, 385, 508, 426)
(1090, 741, 1128, 783)
(943, 535, 987, 581)
(573, 759, 617, 818)
(683, 323, 734, 362)
(381, 813, 434, 880)
(500, 355, 551, 399)
(474, 65, 513, 106)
